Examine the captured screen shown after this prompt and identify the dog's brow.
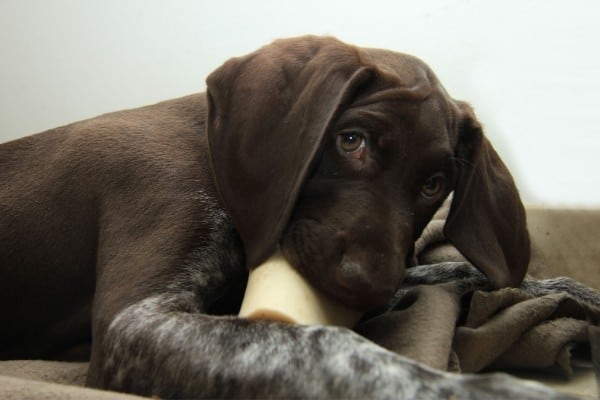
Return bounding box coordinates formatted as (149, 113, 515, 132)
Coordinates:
(336, 104, 401, 133)
(352, 85, 431, 107)
(352, 108, 394, 124)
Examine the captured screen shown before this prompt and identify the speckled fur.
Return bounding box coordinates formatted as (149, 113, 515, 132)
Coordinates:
(101, 290, 577, 399)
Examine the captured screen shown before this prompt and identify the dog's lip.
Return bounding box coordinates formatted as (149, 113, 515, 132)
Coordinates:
(325, 276, 398, 311)
(328, 256, 401, 310)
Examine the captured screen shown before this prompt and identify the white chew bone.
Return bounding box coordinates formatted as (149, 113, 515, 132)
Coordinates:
(238, 250, 363, 327)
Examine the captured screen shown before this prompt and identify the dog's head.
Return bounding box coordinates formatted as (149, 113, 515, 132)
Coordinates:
(206, 36, 530, 310)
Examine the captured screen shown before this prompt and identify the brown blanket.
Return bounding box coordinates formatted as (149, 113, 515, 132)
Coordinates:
(1, 206, 599, 399)
(355, 205, 600, 398)
(358, 263, 599, 376)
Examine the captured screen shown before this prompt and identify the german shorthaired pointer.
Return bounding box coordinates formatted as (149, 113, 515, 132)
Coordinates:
(1, 36, 572, 398)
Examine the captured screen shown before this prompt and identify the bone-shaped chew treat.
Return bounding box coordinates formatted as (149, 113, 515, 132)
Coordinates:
(239, 250, 363, 327)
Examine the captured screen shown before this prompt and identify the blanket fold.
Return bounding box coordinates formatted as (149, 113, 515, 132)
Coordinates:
(454, 289, 598, 374)
(357, 283, 461, 371)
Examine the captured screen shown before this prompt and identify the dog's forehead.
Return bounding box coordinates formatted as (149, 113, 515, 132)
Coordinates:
(351, 47, 454, 117)
(341, 48, 454, 141)
(359, 47, 433, 85)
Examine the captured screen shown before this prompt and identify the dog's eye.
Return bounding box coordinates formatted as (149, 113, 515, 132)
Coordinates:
(421, 173, 446, 199)
(337, 132, 366, 159)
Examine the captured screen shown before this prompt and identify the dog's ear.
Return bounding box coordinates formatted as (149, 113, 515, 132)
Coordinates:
(206, 37, 373, 269)
(444, 102, 530, 288)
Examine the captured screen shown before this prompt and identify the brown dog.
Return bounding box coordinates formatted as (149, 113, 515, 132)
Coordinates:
(0, 36, 539, 398)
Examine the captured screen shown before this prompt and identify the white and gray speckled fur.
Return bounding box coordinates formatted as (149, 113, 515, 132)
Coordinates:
(100, 264, 581, 399)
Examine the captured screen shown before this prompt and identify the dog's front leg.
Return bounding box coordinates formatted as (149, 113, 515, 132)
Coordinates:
(87, 292, 576, 399)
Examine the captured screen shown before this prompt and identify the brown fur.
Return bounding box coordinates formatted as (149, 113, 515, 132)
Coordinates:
(0, 36, 532, 397)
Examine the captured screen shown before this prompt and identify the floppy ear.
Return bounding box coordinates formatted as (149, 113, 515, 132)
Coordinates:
(444, 102, 530, 288)
(206, 37, 373, 269)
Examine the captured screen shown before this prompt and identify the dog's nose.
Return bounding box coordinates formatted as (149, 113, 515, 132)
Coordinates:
(335, 254, 396, 308)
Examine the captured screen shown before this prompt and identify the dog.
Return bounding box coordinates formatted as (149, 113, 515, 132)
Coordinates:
(1, 36, 568, 399)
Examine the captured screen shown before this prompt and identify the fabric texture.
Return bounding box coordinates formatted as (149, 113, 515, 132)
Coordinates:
(358, 263, 599, 377)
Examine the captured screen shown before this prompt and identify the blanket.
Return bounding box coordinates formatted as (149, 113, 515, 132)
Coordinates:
(356, 204, 600, 397)
(1, 206, 599, 399)
(358, 265, 599, 380)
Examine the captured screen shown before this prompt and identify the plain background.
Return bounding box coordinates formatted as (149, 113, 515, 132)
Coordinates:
(1, 0, 599, 206)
